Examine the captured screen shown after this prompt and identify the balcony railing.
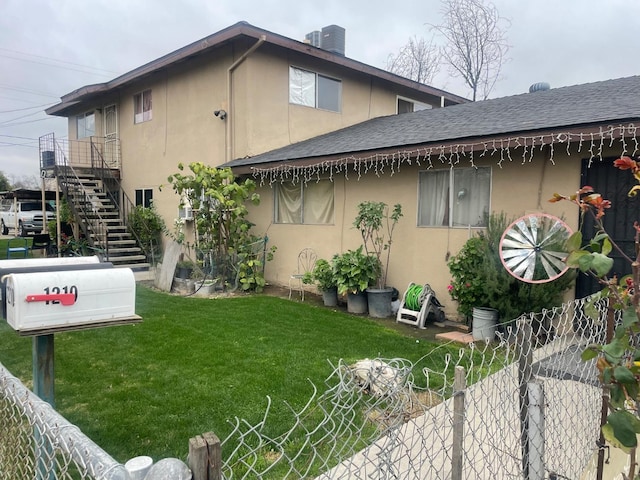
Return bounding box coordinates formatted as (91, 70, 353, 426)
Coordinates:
(39, 135, 121, 173)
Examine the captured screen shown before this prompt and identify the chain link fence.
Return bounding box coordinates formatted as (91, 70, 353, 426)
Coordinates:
(204, 295, 610, 479)
(1, 295, 612, 479)
(0, 363, 189, 480)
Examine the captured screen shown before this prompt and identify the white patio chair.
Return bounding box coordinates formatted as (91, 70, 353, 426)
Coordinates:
(289, 248, 317, 301)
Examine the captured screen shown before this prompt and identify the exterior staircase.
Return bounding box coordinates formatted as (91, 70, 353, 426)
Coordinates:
(60, 173, 150, 271)
(39, 133, 151, 273)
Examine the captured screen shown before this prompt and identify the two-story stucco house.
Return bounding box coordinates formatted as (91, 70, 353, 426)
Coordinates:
(41, 21, 467, 272)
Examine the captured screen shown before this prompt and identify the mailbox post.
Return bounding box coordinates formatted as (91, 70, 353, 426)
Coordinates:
(33, 335, 55, 407)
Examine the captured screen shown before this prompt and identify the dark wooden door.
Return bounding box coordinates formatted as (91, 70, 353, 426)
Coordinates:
(576, 157, 640, 298)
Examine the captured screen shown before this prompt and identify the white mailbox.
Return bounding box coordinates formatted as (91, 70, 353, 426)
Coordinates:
(6, 268, 140, 334)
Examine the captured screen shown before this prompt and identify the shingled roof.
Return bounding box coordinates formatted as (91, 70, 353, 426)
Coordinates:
(225, 75, 640, 172)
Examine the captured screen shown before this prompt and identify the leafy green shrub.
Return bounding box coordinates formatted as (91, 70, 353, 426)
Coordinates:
(332, 246, 381, 295)
(447, 236, 486, 319)
(127, 204, 165, 261)
(353, 201, 403, 288)
(302, 259, 336, 292)
(167, 163, 274, 292)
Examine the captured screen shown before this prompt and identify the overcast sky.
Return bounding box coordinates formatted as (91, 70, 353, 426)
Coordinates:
(1, 0, 638, 182)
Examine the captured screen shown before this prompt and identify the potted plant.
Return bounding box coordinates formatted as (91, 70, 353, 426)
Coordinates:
(332, 246, 380, 314)
(302, 258, 339, 306)
(353, 201, 403, 317)
(175, 259, 195, 279)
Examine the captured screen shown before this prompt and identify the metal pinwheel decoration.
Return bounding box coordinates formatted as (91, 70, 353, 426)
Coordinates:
(499, 213, 572, 284)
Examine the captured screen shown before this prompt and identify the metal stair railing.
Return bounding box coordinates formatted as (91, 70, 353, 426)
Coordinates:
(89, 140, 150, 262)
(49, 139, 109, 260)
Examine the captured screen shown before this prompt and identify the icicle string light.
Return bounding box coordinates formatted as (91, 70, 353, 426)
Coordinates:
(251, 123, 640, 186)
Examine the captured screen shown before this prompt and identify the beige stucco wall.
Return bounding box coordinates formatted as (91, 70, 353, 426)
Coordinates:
(65, 39, 444, 242)
(249, 143, 628, 320)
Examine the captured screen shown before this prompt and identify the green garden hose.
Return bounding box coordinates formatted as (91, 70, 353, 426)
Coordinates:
(405, 284, 424, 311)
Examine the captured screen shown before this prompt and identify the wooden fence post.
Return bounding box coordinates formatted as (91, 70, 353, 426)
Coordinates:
(188, 432, 222, 480)
(188, 435, 207, 480)
(203, 432, 222, 480)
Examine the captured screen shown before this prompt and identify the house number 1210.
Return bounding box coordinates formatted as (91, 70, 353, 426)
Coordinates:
(43, 286, 78, 304)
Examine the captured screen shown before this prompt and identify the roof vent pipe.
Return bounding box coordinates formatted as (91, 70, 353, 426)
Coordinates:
(529, 82, 551, 93)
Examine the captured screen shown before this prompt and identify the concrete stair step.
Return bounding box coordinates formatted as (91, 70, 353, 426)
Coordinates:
(106, 254, 147, 263)
(114, 262, 151, 271)
(99, 239, 136, 246)
(107, 247, 143, 254)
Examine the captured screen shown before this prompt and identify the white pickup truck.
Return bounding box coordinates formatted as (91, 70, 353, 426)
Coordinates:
(0, 201, 56, 237)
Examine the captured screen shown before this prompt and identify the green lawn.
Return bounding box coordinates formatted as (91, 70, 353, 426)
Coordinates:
(0, 283, 475, 465)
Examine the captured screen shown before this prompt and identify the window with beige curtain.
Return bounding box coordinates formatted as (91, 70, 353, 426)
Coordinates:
(275, 180, 334, 224)
(418, 167, 491, 227)
(134, 89, 152, 124)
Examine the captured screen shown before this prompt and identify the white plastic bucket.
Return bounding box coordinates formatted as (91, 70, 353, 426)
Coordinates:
(472, 307, 498, 341)
(125, 456, 153, 480)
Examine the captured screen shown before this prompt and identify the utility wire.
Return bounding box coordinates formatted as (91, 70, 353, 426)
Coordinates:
(0, 141, 38, 148)
(0, 109, 48, 126)
(0, 134, 39, 141)
(0, 103, 56, 114)
(0, 117, 55, 128)
(0, 84, 59, 99)
(0, 47, 120, 75)
(0, 53, 115, 78)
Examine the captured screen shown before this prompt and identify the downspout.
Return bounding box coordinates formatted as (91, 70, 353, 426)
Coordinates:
(226, 35, 267, 164)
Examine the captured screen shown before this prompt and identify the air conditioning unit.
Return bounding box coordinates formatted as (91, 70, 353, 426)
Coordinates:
(178, 205, 193, 221)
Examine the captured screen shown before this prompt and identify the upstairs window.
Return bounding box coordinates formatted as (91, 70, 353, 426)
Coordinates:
(76, 111, 95, 138)
(275, 180, 334, 224)
(397, 97, 432, 114)
(134, 90, 152, 124)
(418, 167, 491, 227)
(289, 67, 341, 112)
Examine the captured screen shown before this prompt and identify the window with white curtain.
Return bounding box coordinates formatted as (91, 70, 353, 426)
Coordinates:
(289, 67, 341, 112)
(134, 90, 152, 124)
(275, 180, 334, 224)
(418, 167, 491, 227)
(76, 112, 95, 138)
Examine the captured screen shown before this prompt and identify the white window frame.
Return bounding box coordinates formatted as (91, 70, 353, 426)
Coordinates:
(134, 90, 152, 124)
(417, 167, 491, 228)
(135, 188, 153, 208)
(289, 66, 341, 112)
(76, 111, 95, 138)
(274, 180, 335, 225)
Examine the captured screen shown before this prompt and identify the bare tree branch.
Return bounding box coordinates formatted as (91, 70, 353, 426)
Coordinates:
(386, 36, 441, 85)
(431, 0, 509, 101)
